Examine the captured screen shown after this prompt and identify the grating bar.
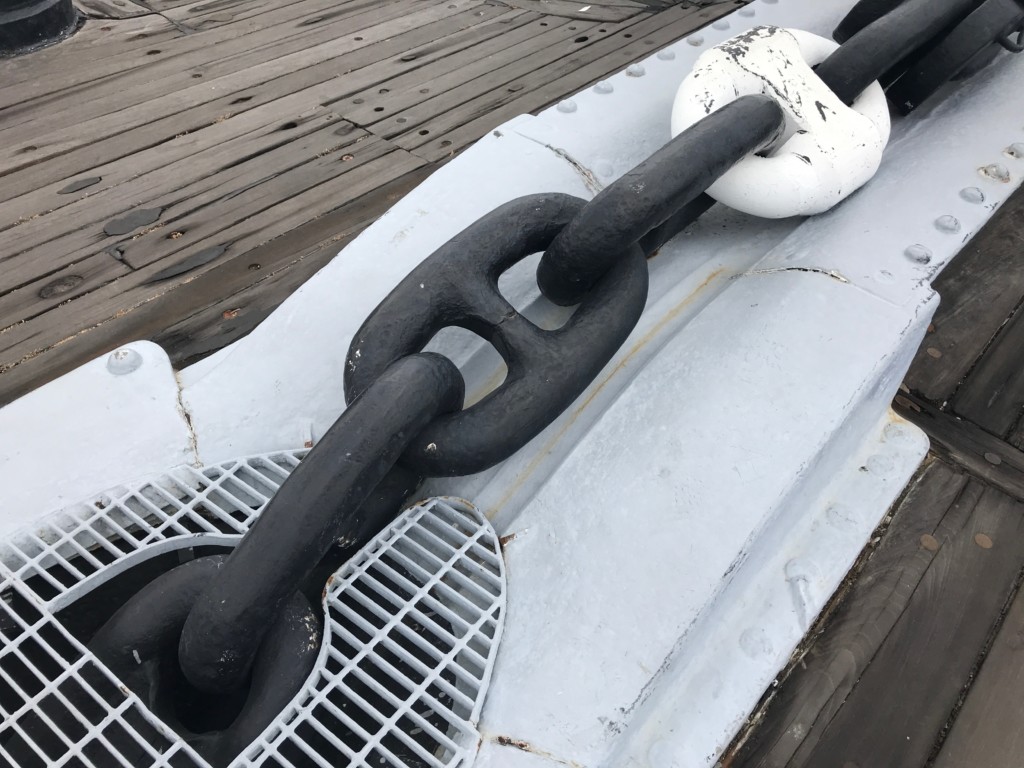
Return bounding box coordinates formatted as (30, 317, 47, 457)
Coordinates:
(1, 453, 505, 768)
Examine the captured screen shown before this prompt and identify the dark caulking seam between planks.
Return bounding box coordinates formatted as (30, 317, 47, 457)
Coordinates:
(922, 562, 1024, 767)
(719, 461, 933, 766)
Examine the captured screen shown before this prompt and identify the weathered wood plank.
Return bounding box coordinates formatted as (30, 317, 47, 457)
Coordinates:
(728, 461, 1024, 768)
(0, 255, 132, 334)
(0, 0, 752, 403)
(0, 2, 507, 199)
(903, 186, 1024, 405)
(0, 6, 523, 261)
(0, 15, 184, 95)
(0, 0, 367, 110)
(402, 1, 740, 160)
(0, 119, 376, 318)
(894, 393, 1024, 503)
(1, 109, 348, 289)
(951, 301, 1024, 438)
(113, 131, 396, 272)
(0, 147, 427, 404)
(1, 119, 363, 333)
(725, 459, 966, 766)
(346, 15, 607, 136)
(788, 484, 1024, 768)
(1, 90, 337, 234)
(504, 0, 651, 22)
(74, 0, 151, 18)
(165, 0, 312, 29)
(336, 12, 563, 125)
(152, 164, 436, 367)
(0, 0, 484, 155)
(0, 5, 523, 232)
(3, 0, 471, 131)
(931, 582, 1024, 768)
(1009, 416, 1024, 452)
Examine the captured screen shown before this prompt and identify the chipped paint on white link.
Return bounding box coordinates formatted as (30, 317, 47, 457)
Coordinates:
(672, 26, 890, 217)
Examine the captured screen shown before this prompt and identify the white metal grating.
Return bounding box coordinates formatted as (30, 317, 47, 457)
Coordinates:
(0, 451, 505, 768)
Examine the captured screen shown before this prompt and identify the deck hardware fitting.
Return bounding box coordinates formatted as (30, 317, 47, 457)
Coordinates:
(905, 244, 933, 264)
(106, 348, 143, 376)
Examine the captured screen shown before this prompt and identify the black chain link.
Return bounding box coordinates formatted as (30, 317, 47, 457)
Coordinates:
(87, 0, 1016, 760)
(179, 352, 464, 694)
(999, 18, 1024, 51)
(832, 0, 1024, 112)
(89, 556, 321, 766)
(817, 0, 979, 104)
(344, 193, 649, 476)
(537, 95, 785, 306)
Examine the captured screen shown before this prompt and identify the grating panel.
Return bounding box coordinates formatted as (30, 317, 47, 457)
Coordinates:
(0, 451, 505, 768)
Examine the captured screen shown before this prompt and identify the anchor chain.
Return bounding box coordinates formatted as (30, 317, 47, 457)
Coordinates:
(87, 0, 1015, 762)
(833, 0, 1024, 113)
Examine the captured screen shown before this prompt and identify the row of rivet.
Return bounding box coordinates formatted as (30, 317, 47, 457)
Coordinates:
(909, 141, 1023, 269)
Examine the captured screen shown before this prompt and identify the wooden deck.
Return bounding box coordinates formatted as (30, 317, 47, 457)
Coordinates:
(723, 186, 1024, 768)
(0, 0, 740, 407)
(9, 5, 1024, 762)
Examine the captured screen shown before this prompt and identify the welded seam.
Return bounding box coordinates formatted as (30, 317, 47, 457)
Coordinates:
(516, 133, 604, 195)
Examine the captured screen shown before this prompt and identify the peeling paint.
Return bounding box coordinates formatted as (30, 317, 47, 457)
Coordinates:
(487, 733, 585, 767)
(173, 372, 202, 467)
(743, 265, 849, 283)
(518, 134, 604, 195)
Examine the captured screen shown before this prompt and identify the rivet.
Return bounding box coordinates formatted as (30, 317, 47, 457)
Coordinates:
(647, 740, 675, 768)
(107, 348, 143, 375)
(883, 422, 913, 445)
(556, 99, 577, 113)
(656, 49, 676, 61)
(826, 503, 857, 530)
(926, 347, 942, 359)
(712, 19, 730, 30)
(920, 533, 939, 551)
(904, 244, 932, 264)
(975, 533, 993, 549)
(593, 81, 614, 94)
(687, 34, 704, 46)
(984, 451, 1002, 466)
(1006, 143, 1024, 159)
(935, 215, 961, 233)
(981, 163, 1011, 182)
(739, 7, 755, 16)
(739, 627, 773, 658)
(959, 186, 985, 204)
(784, 558, 818, 628)
(865, 453, 895, 476)
(626, 64, 645, 77)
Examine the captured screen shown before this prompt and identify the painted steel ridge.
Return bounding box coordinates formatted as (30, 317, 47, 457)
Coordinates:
(1, 0, 1023, 765)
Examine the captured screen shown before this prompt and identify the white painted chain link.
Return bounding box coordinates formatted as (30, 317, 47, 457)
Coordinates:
(671, 25, 891, 218)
